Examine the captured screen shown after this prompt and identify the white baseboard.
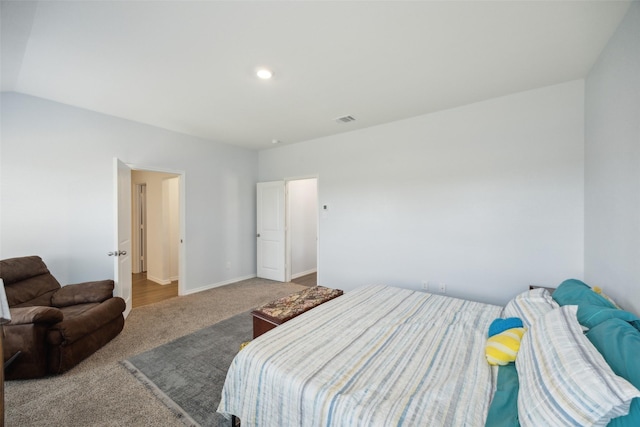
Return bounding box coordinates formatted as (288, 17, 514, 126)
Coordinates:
(147, 275, 172, 286)
(181, 274, 257, 296)
(291, 268, 317, 280)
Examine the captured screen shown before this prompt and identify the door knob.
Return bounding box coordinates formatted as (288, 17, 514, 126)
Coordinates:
(108, 250, 127, 256)
(256, 233, 261, 238)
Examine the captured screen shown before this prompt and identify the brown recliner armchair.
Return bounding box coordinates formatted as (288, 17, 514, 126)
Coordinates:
(0, 255, 126, 379)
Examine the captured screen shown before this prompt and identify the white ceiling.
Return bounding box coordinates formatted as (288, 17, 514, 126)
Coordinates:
(0, 1, 632, 150)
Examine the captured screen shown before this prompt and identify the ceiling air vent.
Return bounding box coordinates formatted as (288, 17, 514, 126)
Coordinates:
(335, 115, 356, 124)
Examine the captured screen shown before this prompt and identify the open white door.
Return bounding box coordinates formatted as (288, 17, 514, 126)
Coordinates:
(257, 181, 286, 282)
(113, 158, 132, 318)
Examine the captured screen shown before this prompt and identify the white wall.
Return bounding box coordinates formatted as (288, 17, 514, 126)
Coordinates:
(288, 178, 318, 278)
(0, 93, 258, 293)
(584, 2, 640, 315)
(260, 81, 585, 305)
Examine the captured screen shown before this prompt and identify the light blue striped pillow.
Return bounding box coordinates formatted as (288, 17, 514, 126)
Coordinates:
(502, 288, 559, 329)
(516, 305, 640, 427)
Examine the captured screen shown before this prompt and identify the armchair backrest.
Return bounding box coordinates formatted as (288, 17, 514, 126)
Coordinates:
(0, 256, 61, 308)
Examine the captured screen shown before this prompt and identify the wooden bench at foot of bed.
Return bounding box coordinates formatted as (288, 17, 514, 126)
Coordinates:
(251, 286, 343, 338)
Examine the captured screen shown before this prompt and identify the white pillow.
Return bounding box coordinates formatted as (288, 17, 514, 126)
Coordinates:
(502, 288, 559, 329)
(516, 305, 640, 427)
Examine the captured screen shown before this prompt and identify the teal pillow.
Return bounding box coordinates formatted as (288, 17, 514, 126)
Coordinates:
(552, 279, 617, 309)
(609, 401, 640, 427)
(485, 363, 520, 427)
(578, 305, 640, 330)
(586, 319, 640, 427)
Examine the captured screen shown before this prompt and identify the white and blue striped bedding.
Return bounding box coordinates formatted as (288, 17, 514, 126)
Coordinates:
(516, 305, 640, 426)
(218, 285, 502, 426)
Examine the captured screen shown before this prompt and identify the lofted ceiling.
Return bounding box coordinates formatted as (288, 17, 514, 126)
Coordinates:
(0, 0, 632, 150)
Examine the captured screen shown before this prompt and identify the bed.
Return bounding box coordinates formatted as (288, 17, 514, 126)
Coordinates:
(218, 281, 640, 426)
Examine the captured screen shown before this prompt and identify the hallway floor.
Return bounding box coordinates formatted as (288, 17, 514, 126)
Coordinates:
(132, 272, 178, 308)
(291, 272, 317, 287)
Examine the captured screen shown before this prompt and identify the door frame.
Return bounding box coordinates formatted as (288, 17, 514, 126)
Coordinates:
(132, 183, 147, 274)
(284, 175, 319, 283)
(124, 163, 187, 296)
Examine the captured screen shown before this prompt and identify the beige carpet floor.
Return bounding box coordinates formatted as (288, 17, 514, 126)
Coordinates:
(5, 277, 306, 426)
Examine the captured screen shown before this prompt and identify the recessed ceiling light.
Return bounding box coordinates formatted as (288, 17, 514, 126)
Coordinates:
(271, 139, 281, 144)
(257, 68, 273, 79)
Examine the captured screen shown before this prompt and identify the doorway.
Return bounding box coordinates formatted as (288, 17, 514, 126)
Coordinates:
(131, 170, 180, 307)
(287, 178, 318, 287)
(255, 178, 318, 285)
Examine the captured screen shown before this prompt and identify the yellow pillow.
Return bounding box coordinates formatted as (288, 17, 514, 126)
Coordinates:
(486, 327, 526, 366)
(593, 286, 621, 309)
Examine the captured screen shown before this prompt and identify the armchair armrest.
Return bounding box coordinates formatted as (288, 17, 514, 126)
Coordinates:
(47, 297, 125, 345)
(8, 306, 63, 325)
(51, 280, 114, 308)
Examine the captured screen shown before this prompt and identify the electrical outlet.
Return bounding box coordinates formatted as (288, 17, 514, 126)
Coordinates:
(422, 280, 428, 290)
(226, 261, 231, 269)
(438, 282, 446, 293)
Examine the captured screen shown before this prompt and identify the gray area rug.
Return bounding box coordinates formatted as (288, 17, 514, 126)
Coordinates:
(121, 311, 252, 427)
